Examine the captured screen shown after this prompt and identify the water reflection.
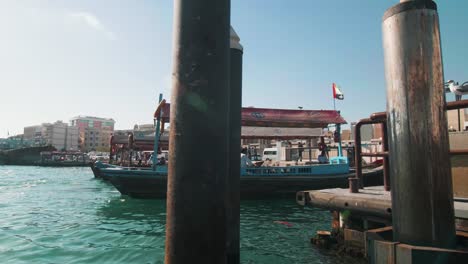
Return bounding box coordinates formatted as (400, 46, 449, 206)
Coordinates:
(0, 167, 365, 264)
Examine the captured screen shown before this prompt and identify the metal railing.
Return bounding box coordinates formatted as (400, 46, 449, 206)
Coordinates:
(242, 163, 349, 177)
(350, 99, 468, 193)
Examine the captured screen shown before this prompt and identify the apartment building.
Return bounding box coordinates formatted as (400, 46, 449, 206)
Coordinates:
(23, 121, 79, 150)
(70, 116, 115, 152)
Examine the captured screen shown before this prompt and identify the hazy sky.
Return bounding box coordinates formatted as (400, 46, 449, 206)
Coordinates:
(1, 0, 467, 138)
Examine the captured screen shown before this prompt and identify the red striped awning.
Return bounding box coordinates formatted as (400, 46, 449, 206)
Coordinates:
(159, 103, 345, 128)
(241, 127, 323, 139)
(241, 107, 346, 128)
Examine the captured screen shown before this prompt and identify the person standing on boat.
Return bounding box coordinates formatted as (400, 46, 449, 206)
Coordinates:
(240, 148, 253, 167)
(298, 141, 304, 162)
(318, 137, 328, 164)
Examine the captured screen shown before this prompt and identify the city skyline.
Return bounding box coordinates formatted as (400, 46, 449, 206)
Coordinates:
(1, 1, 467, 138)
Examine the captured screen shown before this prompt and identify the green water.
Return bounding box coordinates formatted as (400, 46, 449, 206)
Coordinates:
(0, 166, 362, 264)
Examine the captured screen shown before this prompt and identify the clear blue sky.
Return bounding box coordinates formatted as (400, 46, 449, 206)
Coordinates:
(1, 0, 467, 138)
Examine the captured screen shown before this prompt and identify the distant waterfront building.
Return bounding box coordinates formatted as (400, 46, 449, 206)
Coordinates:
(42, 121, 79, 151)
(341, 129, 351, 141)
(70, 116, 115, 152)
(360, 125, 373, 141)
(372, 124, 383, 140)
(350, 122, 357, 142)
(23, 125, 45, 146)
(0, 135, 33, 150)
(447, 108, 467, 131)
(350, 122, 374, 142)
(134, 124, 155, 132)
(23, 121, 79, 151)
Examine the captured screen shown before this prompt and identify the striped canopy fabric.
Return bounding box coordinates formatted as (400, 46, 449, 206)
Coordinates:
(159, 104, 346, 128)
(241, 126, 323, 140)
(241, 107, 346, 128)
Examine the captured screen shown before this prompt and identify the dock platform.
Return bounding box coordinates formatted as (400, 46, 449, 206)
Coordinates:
(297, 186, 468, 223)
(296, 186, 468, 262)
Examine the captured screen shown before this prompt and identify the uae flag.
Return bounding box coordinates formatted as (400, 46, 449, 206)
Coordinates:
(333, 83, 344, 100)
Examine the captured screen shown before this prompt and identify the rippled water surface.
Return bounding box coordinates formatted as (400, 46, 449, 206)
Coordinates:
(0, 166, 362, 263)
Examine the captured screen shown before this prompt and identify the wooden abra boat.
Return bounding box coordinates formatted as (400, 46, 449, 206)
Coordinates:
(92, 161, 383, 199)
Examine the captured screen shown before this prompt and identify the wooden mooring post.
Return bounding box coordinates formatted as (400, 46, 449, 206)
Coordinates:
(226, 26, 243, 264)
(382, 0, 456, 249)
(165, 0, 231, 263)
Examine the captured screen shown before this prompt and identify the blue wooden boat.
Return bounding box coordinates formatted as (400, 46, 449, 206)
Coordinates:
(92, 159, 383, 199)
(91, 161, 167, 180)
(92, 94, 383, 198)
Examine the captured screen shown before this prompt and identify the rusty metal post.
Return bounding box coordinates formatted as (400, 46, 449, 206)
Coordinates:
(165, 0, 231, 263)
(381, 122, 390, 191)
(446, 99, 468, 110)
(226, 26, 242, 264)
(354, 121, 363, 188)
(382, 0, 455, 248)
(349, 177, 359, 193)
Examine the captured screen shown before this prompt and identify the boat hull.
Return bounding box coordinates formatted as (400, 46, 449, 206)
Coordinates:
(38, 162, 91, 167)
(105, 167, 383, 199)
(91, 162, 165, 180)
(0, 146, 56, 165)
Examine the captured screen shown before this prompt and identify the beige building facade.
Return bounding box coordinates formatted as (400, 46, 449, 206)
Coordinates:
(447, 108, 467, 132)
(70, 116, 115, 152)
(23, 121, 79, 150)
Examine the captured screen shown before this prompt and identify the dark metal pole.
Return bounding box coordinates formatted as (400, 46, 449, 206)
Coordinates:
(456, 95, 462, 131)
(226, 26, 242, 264)
(354, 118, 387, 189)
(354, 121, 363, 188)
(165, 0, 231, 262)
(128, 133, 133, 166)
(382, 0, 455, 248)
(109, 135, 114, 163)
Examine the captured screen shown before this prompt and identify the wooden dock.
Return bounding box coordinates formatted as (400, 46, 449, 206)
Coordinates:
(296, 186, 468, 263)
(298, 186, 468, 222)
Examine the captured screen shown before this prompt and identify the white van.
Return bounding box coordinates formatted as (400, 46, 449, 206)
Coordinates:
(262, 148, 279, 161)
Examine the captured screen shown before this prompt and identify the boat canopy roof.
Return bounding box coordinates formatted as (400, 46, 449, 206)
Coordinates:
(241, 107, 346, 128)
(159, 103, 346, 128)
(111, 131, 169, 144)
(241, 127, 323, 140)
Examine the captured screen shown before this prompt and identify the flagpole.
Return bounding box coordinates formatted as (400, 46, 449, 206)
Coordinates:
(332, 82, 336, 111)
